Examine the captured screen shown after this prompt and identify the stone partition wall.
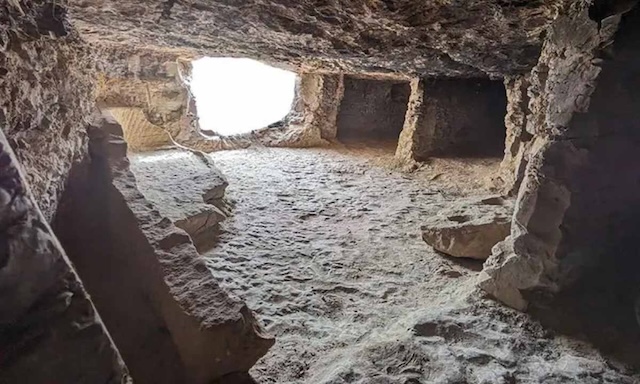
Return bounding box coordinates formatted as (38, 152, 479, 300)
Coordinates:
(336, 76, 411, 141)
(54, 118, 274, 383)
(480, 2, 637, 310)
(395, 78, 506, 162)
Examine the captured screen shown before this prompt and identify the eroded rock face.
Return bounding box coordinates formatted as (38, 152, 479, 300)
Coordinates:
(308, 299, 639, 384)
(421, 196, 512, 260)
(97, 49, 331, 152)
(0, 128, 130, 383)
(54, 119, 274, 383)
(480, 2, 640, 310)
(494, 76, 534, 194)
(108, 107, 174, 151)
(0, 1, 97, 220)
(67, 0, 562, 77)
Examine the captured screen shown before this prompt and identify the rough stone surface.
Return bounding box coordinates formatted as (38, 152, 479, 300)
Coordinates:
(198, 146, 637, 383)
(54, 120, 274, 383)
(0, 1, 97, 220)
(494, 75, 534, 194)
(97, 53, 327, 153)
(336, 77, 410, 141)
(129, 149, 231, 253)
(421, 196, 513, 260)
(0, 127, 130, 384)
(395, 78, 507, 162)
(299, 73, 344, 142)
(479, 2, 633, 310)
(67, 0, 563, 77)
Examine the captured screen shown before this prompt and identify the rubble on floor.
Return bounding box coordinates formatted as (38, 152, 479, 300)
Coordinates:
(421, 196, 513, 260)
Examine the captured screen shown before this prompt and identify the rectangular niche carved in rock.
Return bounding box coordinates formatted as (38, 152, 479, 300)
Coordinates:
(410, 78, 508, 160)
(336, 76, 411, 143)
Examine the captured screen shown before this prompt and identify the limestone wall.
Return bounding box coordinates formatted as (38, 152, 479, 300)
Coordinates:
(0, 2, 97, 220)
(395, 78, 506, 162)
(480, 2, 638, 310)
(337, 77, 410, 141)
(109, 107, 174, 151)
(0, 3, 131, 382)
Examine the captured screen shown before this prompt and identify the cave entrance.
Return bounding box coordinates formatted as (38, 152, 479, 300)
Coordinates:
(190, 57, 297, 137)
(336, 76, 411, 150)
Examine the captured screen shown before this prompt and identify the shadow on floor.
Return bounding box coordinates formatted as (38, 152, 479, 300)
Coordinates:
(527, 252, 640, 374)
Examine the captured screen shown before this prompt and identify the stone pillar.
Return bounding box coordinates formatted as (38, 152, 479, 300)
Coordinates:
(300, 73, 344, 141)
(336, 76, 411, 141)
(396, 78, 425, 162)
(396, 78, 507, 162)
(494, 76, 534, 194)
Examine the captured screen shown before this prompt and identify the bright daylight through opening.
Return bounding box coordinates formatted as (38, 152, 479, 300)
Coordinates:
(190, 57, 297, 136)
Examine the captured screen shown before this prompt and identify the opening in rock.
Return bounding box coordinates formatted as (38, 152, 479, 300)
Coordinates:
(528, 7, 640, 368)
(411, 78, 507, 159)
(190, 57, 297, 137)
(336, 76, 411, 148)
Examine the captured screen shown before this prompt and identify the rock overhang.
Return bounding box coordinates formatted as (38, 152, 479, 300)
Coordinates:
(66, 0, 565, 78)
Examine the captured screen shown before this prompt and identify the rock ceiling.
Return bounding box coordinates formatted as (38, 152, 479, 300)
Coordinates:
(67, 0, 566, 77)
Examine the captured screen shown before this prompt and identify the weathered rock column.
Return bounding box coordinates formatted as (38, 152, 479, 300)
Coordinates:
(299, 73, 344, 142)
(396, 78, 506, 162)
(396, 78, 426, 162)
(479, 4, 628, 310)
(493, 76, 534, 194)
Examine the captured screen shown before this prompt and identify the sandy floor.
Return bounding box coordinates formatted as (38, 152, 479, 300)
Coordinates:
(199, 146, 638, 383)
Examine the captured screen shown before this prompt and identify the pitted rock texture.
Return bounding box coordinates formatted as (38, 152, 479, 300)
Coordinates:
(129, 149, 231, 253)
(199, 146, 636, 383)
(421, 196, 513, 260)
(480, 2, 640, 310)
(67, 0, 563, 77)
(0, 1, 97, 220)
